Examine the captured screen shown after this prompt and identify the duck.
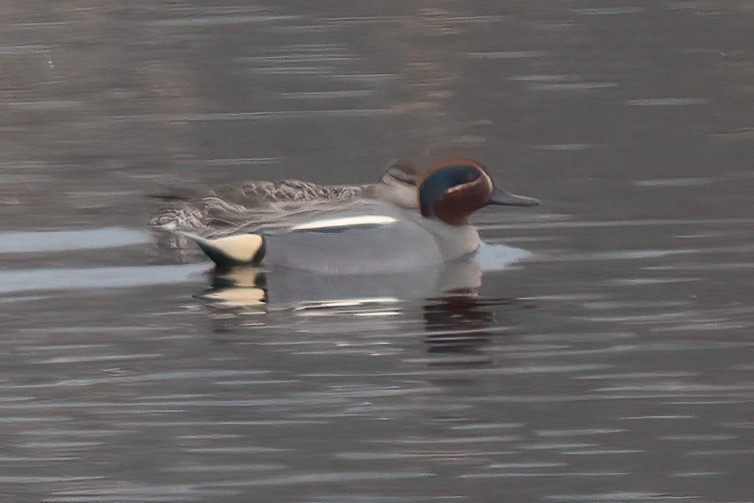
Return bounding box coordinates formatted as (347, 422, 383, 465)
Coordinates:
(185, 158, 539, 274)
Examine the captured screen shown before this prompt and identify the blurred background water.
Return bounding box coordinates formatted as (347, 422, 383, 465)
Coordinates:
(1, 1, 754, 502)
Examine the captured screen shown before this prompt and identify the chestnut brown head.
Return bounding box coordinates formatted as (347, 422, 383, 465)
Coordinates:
(418, 158, 539, 226)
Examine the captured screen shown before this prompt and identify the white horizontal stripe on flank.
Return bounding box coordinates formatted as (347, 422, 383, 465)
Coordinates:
(291, 215, 397, 231)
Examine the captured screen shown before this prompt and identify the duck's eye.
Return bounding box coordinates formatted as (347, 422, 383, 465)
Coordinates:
(422, 165, 481, 196)
(464, 170, 480, 183)
(420, 166, 483, 217)
(442, 166, 480, 186)
(423, 166, 481, 191)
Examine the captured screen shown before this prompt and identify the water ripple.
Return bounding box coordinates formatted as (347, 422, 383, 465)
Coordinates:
(0, 227, 149, 253)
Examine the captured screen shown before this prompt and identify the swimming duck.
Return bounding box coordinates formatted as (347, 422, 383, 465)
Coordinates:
(186, 158, 539, 274)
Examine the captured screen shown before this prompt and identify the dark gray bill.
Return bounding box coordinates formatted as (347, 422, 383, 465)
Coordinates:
(490, 186, 540, 207)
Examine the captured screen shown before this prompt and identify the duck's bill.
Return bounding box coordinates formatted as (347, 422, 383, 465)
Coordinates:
(490, 187, 541, 207)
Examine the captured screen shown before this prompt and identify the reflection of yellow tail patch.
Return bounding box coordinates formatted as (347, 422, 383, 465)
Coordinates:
(184, 233, 265, 267)
(204, 287, 266, 308)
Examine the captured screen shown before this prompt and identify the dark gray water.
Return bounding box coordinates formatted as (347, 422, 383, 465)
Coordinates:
(2, 2, 754, 502)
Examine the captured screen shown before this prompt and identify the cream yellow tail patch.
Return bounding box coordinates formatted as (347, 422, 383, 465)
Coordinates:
(185, 233, 264, 266)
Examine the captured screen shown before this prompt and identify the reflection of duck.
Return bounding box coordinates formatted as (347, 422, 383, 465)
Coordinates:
(202, 263, 527, 365)
(187, 159, 539, 273)
(423, 295, 507, 356)
(203, 258, 484, 311)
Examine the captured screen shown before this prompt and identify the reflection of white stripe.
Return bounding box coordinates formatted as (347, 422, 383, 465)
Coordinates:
(292, 215, 397, 231)
(295, 297, 400, 309)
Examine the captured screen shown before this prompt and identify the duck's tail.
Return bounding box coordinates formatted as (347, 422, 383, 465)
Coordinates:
(182, 232, 266, 267)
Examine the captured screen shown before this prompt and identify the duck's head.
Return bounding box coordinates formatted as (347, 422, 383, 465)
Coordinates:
(418, 158, 539, 226)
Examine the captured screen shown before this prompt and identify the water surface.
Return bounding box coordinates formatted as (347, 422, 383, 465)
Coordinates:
(1, 2, 754, 502)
